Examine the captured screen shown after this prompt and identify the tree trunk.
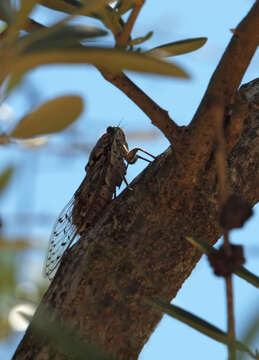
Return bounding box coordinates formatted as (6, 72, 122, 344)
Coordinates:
(12, 1, 259, 359)
(12, 78, 259, 360)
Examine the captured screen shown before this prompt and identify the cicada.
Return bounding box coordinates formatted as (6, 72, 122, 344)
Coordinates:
(43, 126, 155, 280)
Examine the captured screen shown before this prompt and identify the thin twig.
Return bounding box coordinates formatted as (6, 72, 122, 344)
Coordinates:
(223, 232, 235, 360)
(99, 0, 179, 145)
(226, 274, 236, 360)
(115, 0, 145, 47)
(213, 63, 236, 360)
(100, 70, 180, 144)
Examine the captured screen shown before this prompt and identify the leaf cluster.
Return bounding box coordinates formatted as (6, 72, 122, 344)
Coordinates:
(0, 0, 206, 140)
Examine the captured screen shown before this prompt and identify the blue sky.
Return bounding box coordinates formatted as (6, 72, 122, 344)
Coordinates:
(0, 0, 258, 359)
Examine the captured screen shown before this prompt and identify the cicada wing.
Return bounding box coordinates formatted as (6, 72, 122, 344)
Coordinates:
(43, 196, 79, 280)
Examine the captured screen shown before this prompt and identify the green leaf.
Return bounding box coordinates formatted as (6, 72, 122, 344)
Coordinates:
(19, 24, 107, 54)
(186, 236, 259, 288)
(10, 95, 84, 139)
(0, 166, 13, 195)
(145, 37, 207, 58)
(145, 298, 257, 359)
(39, 0, 83, 14)
(146, 298, 228, 342)
(8, 47, 189, 79)
(39, 0, 110, 16)
(129, 31, 153, 46)
(47, 23, 107, 40)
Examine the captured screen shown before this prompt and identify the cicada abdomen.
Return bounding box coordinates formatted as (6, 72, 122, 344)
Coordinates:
(43, 127, 129, 280)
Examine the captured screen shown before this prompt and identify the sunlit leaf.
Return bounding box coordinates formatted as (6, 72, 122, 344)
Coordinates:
(186, 236, 259, 288)
(145, 298, 257, 359)
(10, 95, 84, 139)
(146, 37, 207, 58)
(0, 166, 13, 195)
(8, 47, 189, 79)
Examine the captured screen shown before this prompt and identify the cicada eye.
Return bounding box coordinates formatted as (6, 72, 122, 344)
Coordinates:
(106, 126, 114, 134)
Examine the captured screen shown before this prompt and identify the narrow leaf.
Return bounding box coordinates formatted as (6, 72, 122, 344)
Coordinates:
(10, 95, 84, 139)
(0, 166, 13, 195)
(146, 37, 207, 58)
(145, 298, 257, 358)
(146, 298, 229, 343)
(186, 236, 259, 288)
(20, 24, 107, 53)
(39, 0, 84, 14)
(129, 31, 153, 46)
(39, 0, 110, 16)
(9, 47, 189, 78)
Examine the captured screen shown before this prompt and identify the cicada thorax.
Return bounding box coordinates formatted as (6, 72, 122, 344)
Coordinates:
(71, 127, 128, 234)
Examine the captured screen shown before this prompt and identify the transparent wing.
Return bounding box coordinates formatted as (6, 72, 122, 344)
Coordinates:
(43, 196, 80, 280)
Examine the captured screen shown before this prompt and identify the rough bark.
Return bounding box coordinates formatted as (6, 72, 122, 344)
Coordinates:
(12, 1, 259, 359)
(12, 78, 259, 360)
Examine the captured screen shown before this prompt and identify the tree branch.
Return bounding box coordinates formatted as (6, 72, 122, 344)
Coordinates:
(100, 69, 180, 144)
(12, 79, 259, 360)
(11, 2, 259, 359)
(181, 0, 259, 178)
